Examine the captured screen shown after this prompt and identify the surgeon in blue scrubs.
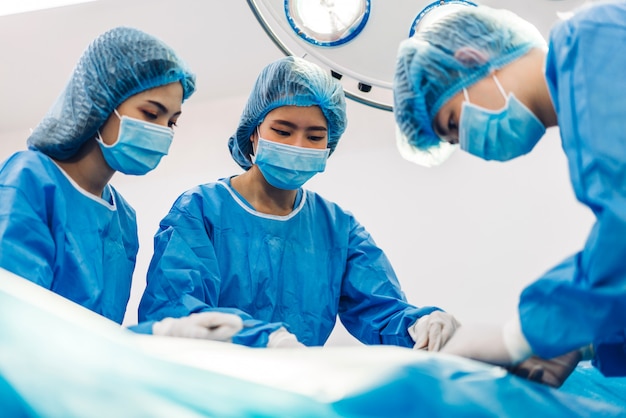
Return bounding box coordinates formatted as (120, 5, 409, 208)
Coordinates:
(137, 56, 461, 349)
(393, 2, 626, 379)
(0, 27, 197, 325)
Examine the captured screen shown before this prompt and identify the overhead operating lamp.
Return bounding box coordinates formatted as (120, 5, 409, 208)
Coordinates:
(247, 0, 585, 111)
(285, 0, 370, 47)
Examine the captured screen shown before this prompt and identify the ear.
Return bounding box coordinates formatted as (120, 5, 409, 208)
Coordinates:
(454, 47, 489, 67)
(250, 129, 258, 156)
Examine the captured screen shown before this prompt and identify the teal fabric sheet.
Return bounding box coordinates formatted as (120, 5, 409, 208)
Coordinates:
(0, 268, 623, 417)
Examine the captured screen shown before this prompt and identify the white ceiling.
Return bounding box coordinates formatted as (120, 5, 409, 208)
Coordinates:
(0, 0, 590, 135)
(0, 0, 285, 134)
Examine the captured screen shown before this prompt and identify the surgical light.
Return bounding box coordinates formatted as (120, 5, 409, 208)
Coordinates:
(248, 0, 583, 112)
(285, 0, 370, 47)
(410, 1, 477, 36)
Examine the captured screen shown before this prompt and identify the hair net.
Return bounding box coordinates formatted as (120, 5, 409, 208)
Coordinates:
(229, 56, 347, 170)
(28, 26, 196, 160)
(393, 5, 546, 161)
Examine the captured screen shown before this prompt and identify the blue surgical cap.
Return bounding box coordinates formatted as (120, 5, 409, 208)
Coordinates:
(28, 26, 196, 160)
(229, 56, 347, 170)
(393, 6, 546, 154)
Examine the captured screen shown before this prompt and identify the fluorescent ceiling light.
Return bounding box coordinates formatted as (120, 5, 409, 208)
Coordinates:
(0, 0, 96, 17)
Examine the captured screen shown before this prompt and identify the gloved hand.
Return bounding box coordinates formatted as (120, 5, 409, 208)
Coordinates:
(506, 349, 583, 388)
(267, 327, 305, 348)
(152, 312, 244, 341)
(440, 318, 532, 366)
(408, 311, 461, 351)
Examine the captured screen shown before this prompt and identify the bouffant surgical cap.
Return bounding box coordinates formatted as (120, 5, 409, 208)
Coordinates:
(229, 56, 347, 170)
(393, 5, 546, 166)
(28, 26, 196, 160)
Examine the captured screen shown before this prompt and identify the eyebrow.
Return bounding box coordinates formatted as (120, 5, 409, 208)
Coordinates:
(273, 119, 327, 131)
(147, 100, 182, 117)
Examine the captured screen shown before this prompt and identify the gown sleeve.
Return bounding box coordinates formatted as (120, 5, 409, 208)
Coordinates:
(519, 4, 626, 374)
(0, 156, 55, 289)
(138, 190, 284, 347)
(338, 214, 441, 347)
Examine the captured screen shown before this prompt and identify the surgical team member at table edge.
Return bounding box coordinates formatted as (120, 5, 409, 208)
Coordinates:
(393, 2, 626, 377)
(136, 56, 460, 349)
(0, 26, 242, 341)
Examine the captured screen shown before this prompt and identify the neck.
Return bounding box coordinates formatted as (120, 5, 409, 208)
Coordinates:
(231, 166, 297, 215)
(54, 138, 115, 197)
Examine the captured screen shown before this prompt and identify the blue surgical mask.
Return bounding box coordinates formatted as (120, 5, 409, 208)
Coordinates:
(97, 110, 174, 175)
(252, 134, 330, 190)
(459, 75, 546, 161)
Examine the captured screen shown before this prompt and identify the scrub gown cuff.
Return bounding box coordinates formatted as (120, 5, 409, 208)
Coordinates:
(126, 320, 157, 335)
(503, 315, 532, 364)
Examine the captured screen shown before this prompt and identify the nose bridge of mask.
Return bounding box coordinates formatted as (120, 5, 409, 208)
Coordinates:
(256, 136, 329, 172)
(118, 115, 174, 149)
(256, 127, 330, 156)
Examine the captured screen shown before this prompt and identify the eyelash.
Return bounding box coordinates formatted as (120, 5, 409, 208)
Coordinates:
(272, 128, 289, 136)
(271, 128, 325, 141)
(142, 111, 177, 129)
(143, 111, 158, 120)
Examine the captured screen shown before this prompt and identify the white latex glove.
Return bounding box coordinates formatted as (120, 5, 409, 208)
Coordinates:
(440, 317, 532, 366)
(408, 311, 461, 351)
(152, 312, 244, 341)
(267, 327, 305, 348)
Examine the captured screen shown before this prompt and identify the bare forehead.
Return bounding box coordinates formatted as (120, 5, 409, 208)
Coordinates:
(266, 105, 327, 127)
(126, 83, 184, 113)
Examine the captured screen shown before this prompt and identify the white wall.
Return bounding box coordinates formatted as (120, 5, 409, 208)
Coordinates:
(0, 92, 594, 346)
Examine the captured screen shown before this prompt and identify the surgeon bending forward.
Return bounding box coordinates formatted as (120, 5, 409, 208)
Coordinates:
(393, 2, 626, 379)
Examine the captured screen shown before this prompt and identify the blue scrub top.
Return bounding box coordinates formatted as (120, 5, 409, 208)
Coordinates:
(519, 1, 626, 375)
(138, 179, 439, 347)
(0, 150, 138, 323)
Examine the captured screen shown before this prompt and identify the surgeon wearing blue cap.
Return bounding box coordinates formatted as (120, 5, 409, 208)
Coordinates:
(393, 1, 626, 381)
(0, 27, 201, 326)
(137, 56, 461, 348)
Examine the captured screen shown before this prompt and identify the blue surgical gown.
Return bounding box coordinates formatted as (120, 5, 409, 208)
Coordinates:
(0, 150, 138, 323)
(519, 1, 626, 376)
(138, 179, 439, 347)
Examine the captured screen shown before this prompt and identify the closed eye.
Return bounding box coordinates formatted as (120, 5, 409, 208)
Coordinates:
(142, 111, 158, 120)
(271, 128, 290, 137)
(448, 118, 457, 132)
(433, 115, 458, 144)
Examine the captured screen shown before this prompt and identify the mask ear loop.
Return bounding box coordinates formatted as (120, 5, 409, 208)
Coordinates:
(98, 109, 123, 145)
(492, 74, 508, 101)
(251, 126, 263, 163)
(465, 74, 507, 104)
